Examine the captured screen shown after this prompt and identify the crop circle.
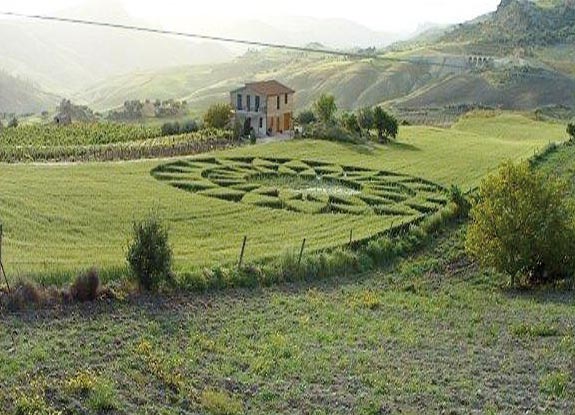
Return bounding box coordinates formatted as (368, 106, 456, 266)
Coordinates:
(152, 157, 447, 218)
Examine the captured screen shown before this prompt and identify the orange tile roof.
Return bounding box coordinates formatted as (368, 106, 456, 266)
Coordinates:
(242, 80, 295, 96)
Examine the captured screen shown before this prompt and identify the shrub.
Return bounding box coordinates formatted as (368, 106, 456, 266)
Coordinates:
(70, 268, 100, 302)
(161, 121, 180, 136)
(295, 109, 316, 126)
(181, 119, 199, 133)
(466, 161, 575, 286)
(5, 281, 43, 310)
(357, 107, 374, 136)
(302, 123, 357, 143)
(313, 94, 337, 124)
(126, 214, 173, 290)
(7, 117, 18, 128)
(204, 103, 232, 129)
(373, 106, 398, 143)
(568, 122, 575, 141)
(449, 185, 471, 218)
(341, 112, 361, 134)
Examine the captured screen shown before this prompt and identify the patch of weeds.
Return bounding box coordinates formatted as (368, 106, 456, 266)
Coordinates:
(540, 371, 570, 398)
(200, 389, 243, 415)
(66, 370, 118, 411)
(14, 394, 62, 415)
(348, 290, 382, 310)
(512, 323, 560, 338)
(88, 379, 118, 412)
(65, 370, 97, 394)
(13, 376, 61, 415)
(135, 340, 184, 392)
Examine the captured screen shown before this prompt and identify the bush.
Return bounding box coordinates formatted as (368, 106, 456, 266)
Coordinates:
(568, 123, 575, 141)
(313, 94, 337, 124)
(302, 123, 358, 143)
(449, 185, 471, 219)
(296, 110, 316, 126)
(7, 117, 18, 128)
(70, 268, 100, 302)
(466, 161, 575, 286)
(4, 281, 43, 310)
(161, 121, 180, 136)
(126, 214, 173, 290)
(204, 103, 232, 129)
(373, 106, 398, 143)
(181, 119, 199, 133)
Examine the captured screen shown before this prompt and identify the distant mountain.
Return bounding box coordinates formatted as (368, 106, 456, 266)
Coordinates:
(0, 0, 234, 94)
(5, 0, 575, 116)
(179, 16, 400, 50)
(440, 0, 575, 53)
(80, 0, 575, 115)
(0, 71, 59, 114)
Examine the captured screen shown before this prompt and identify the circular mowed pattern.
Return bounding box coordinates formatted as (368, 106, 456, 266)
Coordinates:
(151, 157, 447, 217)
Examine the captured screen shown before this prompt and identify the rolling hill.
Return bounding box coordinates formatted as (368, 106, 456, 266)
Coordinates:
(0, 71, 59, 114)
(3, 0, 575, 116)
(77, 0, 575, 117)
(0, 0, 234, 100)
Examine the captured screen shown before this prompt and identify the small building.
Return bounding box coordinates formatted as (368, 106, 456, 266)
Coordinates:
(230, 80, 295, 137)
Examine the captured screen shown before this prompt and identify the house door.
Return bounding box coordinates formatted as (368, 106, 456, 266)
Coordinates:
(284, 113, 292, 131)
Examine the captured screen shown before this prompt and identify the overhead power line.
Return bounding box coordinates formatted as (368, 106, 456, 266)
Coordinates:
(0, 11, 569, 79)
(0, 11, 467, 68)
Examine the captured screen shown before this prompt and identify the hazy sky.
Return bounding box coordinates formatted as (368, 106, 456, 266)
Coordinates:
(1, 0, 501, 33)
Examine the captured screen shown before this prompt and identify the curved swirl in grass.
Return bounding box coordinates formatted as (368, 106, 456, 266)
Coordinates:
(152, 156, 448, 217)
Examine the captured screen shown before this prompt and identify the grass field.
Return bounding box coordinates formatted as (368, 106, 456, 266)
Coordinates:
(0, 112, 566, 283)
(1, 224, 573, 414)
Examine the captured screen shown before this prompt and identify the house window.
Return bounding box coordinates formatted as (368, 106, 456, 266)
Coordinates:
(237, 94, 242, 110)
(259, 117, 263, 129)
(247, 95, 251, 111)
(285, 94, 288, 105)
(277, 96, 280, 110)
(255, 96, 260, 112)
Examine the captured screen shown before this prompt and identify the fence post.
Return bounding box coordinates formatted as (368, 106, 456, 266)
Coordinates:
(238, 236, 247, 269)
(298, 238, 306, 266)
(0, 224, 10, 294)
(349, 229, 353, 246)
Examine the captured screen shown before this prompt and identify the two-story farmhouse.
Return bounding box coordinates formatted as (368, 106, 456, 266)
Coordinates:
(230, 80, 295, 137)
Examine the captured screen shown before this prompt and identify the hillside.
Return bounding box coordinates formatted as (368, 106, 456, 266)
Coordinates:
(77, 0, 575, 116)
(440, 0, 575, 53)
(0, 0, 233, 95)
(0, 71, 59, 114)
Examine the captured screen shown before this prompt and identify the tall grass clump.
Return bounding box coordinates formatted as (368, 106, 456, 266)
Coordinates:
(126, 214, 173, 291)
(70, 268, 100, 302)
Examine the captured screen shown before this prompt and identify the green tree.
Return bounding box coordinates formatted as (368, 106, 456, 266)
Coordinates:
(357, 107, 374, 137)
(296, 110, 316, 126)
(341, 112, 361, 134)
(313, 94, 337, 124)
(466, 161, 575, 286)
(567, 122, 575, 141)
(373, 106, 398, 143)
(204, 103, 232, 129)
